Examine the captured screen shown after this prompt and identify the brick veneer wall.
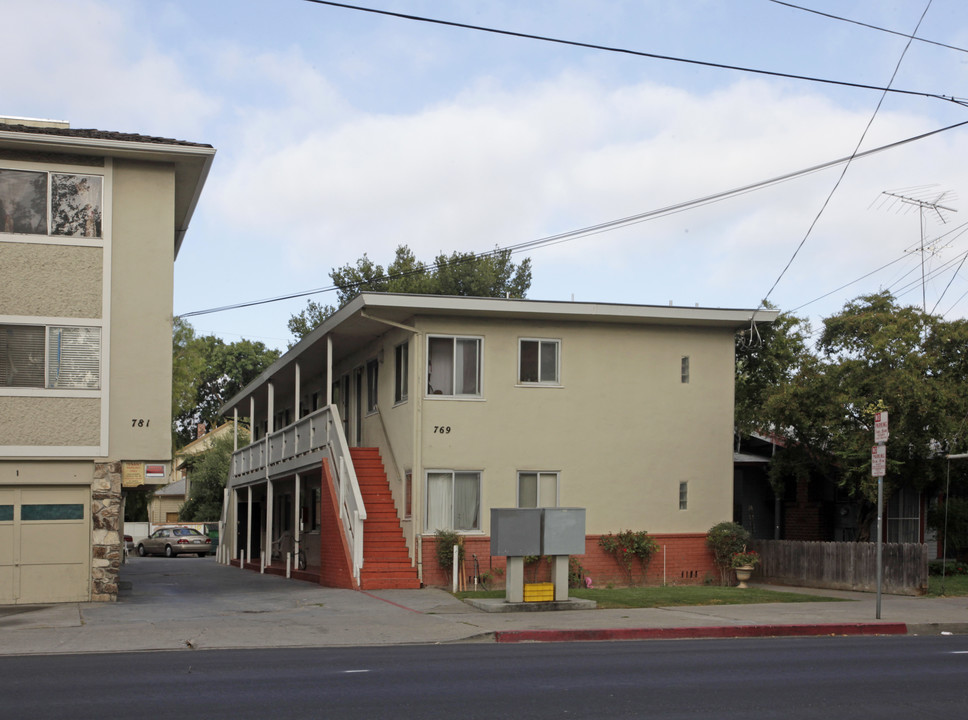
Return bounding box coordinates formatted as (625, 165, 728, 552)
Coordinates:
(318, 459, 357, 589)
(420, 533, 717, 588)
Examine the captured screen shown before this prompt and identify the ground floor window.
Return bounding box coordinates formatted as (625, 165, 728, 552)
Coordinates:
(517, 471, 559, 508)
(426, 470, 481, 531)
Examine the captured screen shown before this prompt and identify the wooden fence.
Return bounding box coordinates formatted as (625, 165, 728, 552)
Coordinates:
(752, 540, 928, 596)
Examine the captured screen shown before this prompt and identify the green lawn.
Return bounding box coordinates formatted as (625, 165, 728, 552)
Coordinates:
(927, 574, 968, 597)
(454, 585, 848, 609)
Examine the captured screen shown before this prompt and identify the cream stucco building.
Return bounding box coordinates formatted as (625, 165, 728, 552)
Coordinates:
(0, 118, 214, 603)
(220, 293, 777, 590)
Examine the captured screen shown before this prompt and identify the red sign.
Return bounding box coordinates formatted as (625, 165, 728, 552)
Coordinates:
(874, 411, 889, 444)
(872, 445, 886, 477)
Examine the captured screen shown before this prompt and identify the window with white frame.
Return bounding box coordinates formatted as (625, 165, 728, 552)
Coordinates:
(517, 471, 559, 508)
(681, 356, 690, 384)
(394, 341, 409, 403)
(427, 335, 481, 397)
(0, 169, 103, 238)
(519, 339, 559, 384)
(1, 324, 100, 390)
(366, 358, 378, 413)
(426, 470, 481, 531)
(679, 481, 688, 510)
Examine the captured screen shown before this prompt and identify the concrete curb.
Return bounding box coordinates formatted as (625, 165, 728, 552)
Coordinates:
(493, 623, 910, 643)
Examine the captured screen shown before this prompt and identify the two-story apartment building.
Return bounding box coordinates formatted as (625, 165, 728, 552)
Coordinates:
(0, 118, 214, 604)
(220, 293, 776, 589)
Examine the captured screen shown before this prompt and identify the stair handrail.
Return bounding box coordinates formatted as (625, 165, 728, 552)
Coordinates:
(324, 404, 367, 581)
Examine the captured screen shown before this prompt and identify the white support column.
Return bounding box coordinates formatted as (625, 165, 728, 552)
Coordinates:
(295, 472, 302, 566)
(246, 485, 253, 567)
(295, 362, 301, 420)
(266, 479, 274, 570)
(268, 382, 275, 434)
(232, 488, 239, 563)
(233, 408, 239, 451)
(326, 335, 333, 406)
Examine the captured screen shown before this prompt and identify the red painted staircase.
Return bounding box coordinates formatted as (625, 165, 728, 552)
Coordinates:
(351, 447, 421, 590)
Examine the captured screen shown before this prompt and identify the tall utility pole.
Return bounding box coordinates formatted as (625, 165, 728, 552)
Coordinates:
(878, 189, 957, 312)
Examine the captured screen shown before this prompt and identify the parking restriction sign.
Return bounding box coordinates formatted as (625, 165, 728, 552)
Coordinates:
(874, 411, 889, 444)
(872, 444, 886, 477)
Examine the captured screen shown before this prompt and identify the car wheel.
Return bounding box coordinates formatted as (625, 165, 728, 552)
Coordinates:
(137, 544, 147, 557)
(165, 544, 174, 558)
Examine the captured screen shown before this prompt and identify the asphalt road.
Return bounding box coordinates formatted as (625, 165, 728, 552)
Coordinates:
(5, 635, 968, 719)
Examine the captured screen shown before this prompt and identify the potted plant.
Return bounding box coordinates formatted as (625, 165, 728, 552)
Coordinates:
(731, 547, 760, 589)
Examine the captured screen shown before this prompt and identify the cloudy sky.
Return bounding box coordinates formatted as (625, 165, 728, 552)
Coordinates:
(5, 0, 968, 349)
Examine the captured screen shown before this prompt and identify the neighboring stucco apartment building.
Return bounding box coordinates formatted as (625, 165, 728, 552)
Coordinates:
(0, 117, 214, 604)
(219, 293, 776, 590)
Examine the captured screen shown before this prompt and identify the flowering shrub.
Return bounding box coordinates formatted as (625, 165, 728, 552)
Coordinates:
(598, 530, 659, 585)
(731, 548, 760, 568)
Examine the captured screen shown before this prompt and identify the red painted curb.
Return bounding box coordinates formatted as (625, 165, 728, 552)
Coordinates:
(494, 623, 909, 643)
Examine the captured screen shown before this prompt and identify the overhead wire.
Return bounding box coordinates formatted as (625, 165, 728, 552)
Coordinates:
(766, 0, 968, 55)
(302, 0, 968, 108)
(178, 117, 968, 319)
(753, 1, 935, 331)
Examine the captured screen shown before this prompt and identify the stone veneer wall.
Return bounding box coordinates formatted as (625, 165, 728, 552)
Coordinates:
(92, 462, 122, 601)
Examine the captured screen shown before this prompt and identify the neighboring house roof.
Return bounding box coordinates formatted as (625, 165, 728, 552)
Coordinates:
(0, 120, 215, 257)
(734, 452, 771, 465)
(221, 292, 779, 415)
(155, 478, 187, 498)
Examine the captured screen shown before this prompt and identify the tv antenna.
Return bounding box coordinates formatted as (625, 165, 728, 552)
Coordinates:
(873, 186, 957, 311)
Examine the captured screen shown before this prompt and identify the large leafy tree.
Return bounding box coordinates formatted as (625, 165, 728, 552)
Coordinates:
(287, 244, 532, 342)
(179, 433, 241, 521)
(758, 292, 968, 538)
(172, 320, 280, 448)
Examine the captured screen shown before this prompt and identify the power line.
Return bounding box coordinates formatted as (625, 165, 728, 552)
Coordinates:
(767, 0, 968, 55)
(302, 0, 968, 108)
(178, 116, 968, 319)
(757, 1, 935, 315)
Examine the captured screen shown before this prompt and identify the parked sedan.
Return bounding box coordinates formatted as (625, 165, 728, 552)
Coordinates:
(136, 527, 214, 557)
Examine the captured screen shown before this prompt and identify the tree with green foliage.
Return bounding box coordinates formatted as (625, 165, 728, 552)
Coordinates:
(179, 433, 243, 521)
(172, 320, 280, 448)
(759, 292, 968, 540)
(706, 521, 752, 585)
(287, 244, 532, 342)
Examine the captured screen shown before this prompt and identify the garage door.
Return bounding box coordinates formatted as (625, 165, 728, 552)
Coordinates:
(0, 486, 90, 604)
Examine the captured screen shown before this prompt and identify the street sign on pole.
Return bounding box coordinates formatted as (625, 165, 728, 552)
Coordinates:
(874, 411, 889, 444)
(872, 444, 886, 477)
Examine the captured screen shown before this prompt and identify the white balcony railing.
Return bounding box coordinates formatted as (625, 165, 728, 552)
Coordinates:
(228, 404, 366, 582)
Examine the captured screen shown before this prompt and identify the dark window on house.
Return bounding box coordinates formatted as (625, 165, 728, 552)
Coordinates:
(395, 341, 409, 403)
(681, 356, 690, 384)
(1, 324, 100, 390)
(366, 358, 379, 413)
(519, 339, 559, 384)
(427, 336, 481, 397)
(0, 169, 102, 238)
(679, 481, 688, 510)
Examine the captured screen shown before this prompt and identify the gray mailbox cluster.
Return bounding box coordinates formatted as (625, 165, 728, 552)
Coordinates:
(490, 508, 586, 603)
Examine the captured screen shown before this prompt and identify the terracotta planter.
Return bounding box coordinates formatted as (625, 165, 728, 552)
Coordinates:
(734, 565, 754, 589)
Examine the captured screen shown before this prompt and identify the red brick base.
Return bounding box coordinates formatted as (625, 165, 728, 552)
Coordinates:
(420, 534, 717, 588)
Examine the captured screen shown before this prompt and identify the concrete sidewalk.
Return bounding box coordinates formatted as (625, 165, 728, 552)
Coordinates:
(2, 559, 967, 655)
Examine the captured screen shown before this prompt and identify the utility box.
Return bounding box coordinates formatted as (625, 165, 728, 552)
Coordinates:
(490, 508, 542, 557)
(542, 508, 586, 555)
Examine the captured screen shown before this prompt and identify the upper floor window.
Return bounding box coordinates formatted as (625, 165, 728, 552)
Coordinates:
(0, 169, 102, 238)
(1, 324, 101, 390)
(519, 339, 559, 384)
(366, 358, 379, 413)
(427, 335, 481, 397)
(681, 356, 690, 384)
(394, 341, 409, 403)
